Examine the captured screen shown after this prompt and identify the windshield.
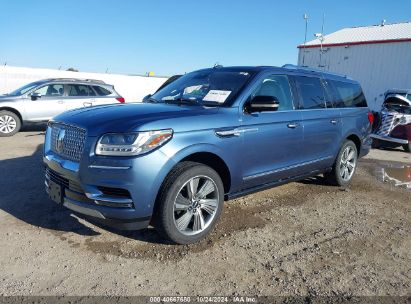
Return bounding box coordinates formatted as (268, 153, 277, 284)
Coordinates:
(150, 69, 255, 106)
(8, 81, 44, 96)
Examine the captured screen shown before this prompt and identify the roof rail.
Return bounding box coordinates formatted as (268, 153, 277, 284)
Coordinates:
(282, 64, 351, 79)
(48, 78, 106, 84)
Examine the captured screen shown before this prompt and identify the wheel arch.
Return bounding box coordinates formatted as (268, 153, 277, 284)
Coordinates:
(0, 107, 23, 125)
(150, 146, 233, 225)
(346, 133, 361, 156)
(179, 152, 232, 195)
(152, 144, 233, 213)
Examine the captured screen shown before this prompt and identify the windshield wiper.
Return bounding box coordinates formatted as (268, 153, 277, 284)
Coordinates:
(165, 97, 201, 106)
(146, 97, 159, 103)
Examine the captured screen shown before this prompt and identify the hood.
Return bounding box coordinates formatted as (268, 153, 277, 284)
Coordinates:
(384, 94, 411, 107)
(52, 103, 221, 136)
(0, 95, 20, 102)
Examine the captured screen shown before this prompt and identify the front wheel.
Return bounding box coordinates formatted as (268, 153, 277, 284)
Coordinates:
(324, 140, 358, 187)
(0, 110, 21, 137)
(154, 162, 224, 244)
(403, 143, 411, 153)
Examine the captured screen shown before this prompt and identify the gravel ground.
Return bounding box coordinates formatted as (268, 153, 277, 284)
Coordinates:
(0, 131, 410, 297)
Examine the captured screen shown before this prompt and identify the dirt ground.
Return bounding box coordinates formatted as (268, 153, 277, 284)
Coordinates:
(0, 131, 410, 297)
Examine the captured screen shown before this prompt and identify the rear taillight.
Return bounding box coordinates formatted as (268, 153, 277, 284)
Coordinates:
(368, 112, 375, 125)
(116, 97, 125, 103)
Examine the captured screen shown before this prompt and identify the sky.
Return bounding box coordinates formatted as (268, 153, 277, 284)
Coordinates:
(1, 0, 410, 76)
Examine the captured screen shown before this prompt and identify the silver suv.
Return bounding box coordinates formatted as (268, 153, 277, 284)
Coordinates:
(0, 78, 125, 136)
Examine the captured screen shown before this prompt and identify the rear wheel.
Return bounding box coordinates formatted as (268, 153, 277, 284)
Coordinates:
(403, 143, 411, 153)
(324, 140, 358, 187)
(0, 111, 21, 137)
(154, 162, 224, 244)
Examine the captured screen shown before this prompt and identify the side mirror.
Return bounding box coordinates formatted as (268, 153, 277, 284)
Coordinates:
(142, 94, 152, 103)
(248, 95, 279, 112)
(31, 92, 42, 101)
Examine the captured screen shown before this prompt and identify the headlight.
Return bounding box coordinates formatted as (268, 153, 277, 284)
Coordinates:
(95, 129, 173, 156)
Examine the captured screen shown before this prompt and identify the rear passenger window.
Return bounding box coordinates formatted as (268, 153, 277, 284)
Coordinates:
(330, 81, 367, 108)
(294, 76, 326, 109)
(67, 85, 96, 97)
(93, 86, 112, 96)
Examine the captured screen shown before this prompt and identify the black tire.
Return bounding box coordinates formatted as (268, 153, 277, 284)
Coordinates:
(154, 161, 224, 244)
(371, 138, 381, 149)
(0, 110, 21, 137)
(403, 143, 411, 153)
(324, 140, 358, 187)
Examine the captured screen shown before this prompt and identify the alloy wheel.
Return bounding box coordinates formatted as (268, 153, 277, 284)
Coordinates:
(339, 145, 356, 181)
(173, 175, 219, 236)
(0, 115, 17, 134)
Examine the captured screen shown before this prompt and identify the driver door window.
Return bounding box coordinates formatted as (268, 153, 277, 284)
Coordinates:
(250, 75, 295, 111)
(33, 84, 64, 97)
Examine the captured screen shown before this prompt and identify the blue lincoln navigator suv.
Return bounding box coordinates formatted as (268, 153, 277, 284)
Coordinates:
(44, 65, 373, 244)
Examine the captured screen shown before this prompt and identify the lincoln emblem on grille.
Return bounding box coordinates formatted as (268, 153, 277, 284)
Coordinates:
(56, 128, 66, 153)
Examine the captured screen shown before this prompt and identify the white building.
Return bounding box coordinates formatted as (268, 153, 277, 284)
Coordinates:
(297, 21, 411, 110)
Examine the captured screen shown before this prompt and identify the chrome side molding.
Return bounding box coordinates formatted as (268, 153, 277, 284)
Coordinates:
(88, 165, 131, 170)
(243, 155, 334, 180)
(215, 127, 258, 137)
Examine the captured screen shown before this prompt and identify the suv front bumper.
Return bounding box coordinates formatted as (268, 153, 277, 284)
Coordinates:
(43, 140, 175, 231)
(44, 164, 151, 230)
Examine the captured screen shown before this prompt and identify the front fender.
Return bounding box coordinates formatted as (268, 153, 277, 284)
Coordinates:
(150, 136, 242, 202)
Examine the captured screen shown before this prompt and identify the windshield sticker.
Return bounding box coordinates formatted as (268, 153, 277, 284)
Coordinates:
(203, 90, 231, 103)
(184, 85, 203, 94)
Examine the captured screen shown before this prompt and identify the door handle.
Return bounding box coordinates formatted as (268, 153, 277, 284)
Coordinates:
(330, 119, 338, 124)
(83, 102, 92, 107)
(287, 123, 299, 129)
(57, 100, 64, 104)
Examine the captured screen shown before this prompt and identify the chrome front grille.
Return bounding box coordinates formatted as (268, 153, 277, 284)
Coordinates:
(376, 113, 395, 136)
(50, 123, 86, 162)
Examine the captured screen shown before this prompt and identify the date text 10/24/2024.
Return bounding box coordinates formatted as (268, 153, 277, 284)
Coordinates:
(149, 296, 257, 303)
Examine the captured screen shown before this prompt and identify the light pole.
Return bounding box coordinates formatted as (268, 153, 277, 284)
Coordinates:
(314, 33, 325, 67)
(302, 13, 309, 67)
(314, 13, 326, 68)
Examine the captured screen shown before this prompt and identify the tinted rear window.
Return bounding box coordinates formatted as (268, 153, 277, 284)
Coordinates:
(330, 80, 367, 108)
(93, 86, 112, 96)
(68, 84, 96, 97)
(294, 76, 326, 109)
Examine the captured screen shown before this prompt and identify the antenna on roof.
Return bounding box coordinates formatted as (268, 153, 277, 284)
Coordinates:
(213, 62, 223, 68)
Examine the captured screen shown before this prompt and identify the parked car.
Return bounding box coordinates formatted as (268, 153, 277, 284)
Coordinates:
(43, 65, 373, 244)
(371, 89, 411, 152)
(0, 78, 125, 137)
